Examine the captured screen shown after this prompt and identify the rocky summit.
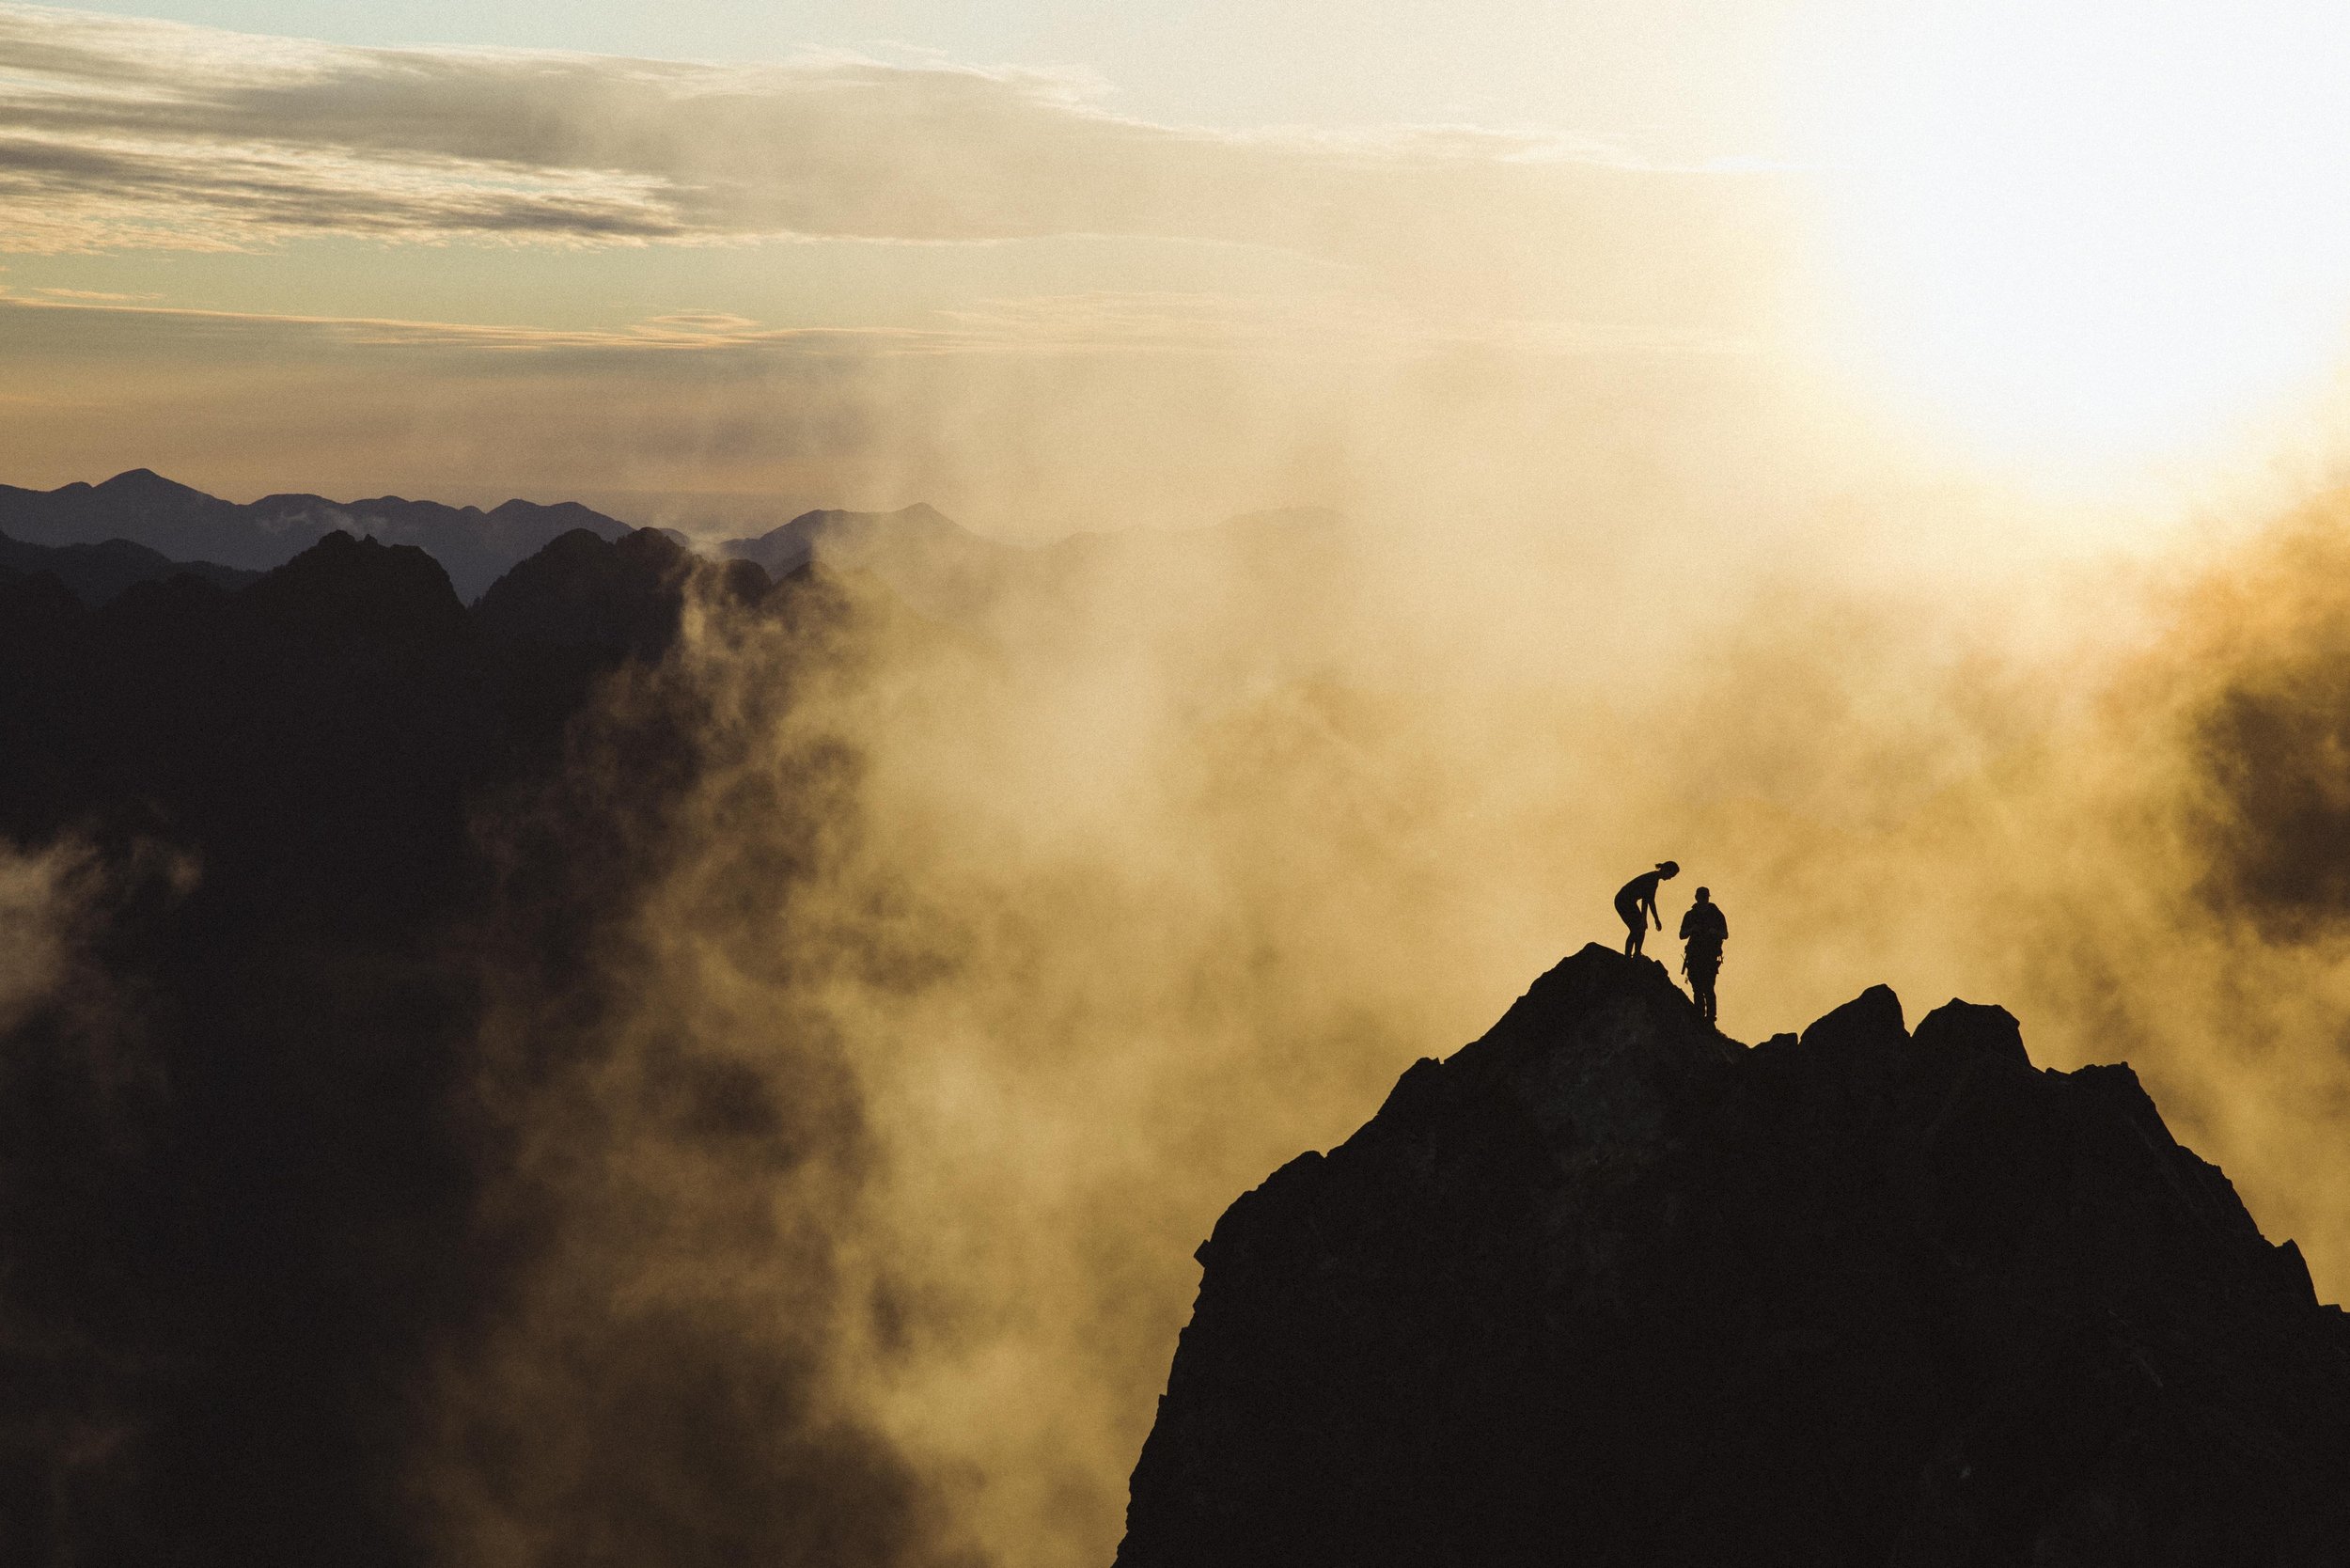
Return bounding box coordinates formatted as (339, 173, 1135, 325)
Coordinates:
(1117, 945, 2350, 1567)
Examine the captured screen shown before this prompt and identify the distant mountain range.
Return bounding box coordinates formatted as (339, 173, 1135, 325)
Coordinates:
(0, 527, 260, 605)
(2, 470, 1351, 619)
(719, 503, 968, 578)
(0, 469, 639, 603)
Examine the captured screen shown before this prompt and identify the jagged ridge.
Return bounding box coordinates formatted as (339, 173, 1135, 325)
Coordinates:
(0, 470, 641, 601)
(1118, 945, 2350, 1567)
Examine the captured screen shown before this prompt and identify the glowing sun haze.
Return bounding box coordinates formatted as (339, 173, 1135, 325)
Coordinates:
(16, 8, 2350, 1566)
(10, 0, 2348, 532)
(1798, 0, 2350, 484)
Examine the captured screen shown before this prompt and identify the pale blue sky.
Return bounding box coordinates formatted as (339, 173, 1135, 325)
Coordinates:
(41, 0, 1804, 151)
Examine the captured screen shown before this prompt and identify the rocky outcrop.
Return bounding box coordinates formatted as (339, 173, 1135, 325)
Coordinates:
(1118, 946, 2350, 1567)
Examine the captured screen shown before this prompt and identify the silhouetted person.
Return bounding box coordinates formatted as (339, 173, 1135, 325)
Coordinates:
(1680, 886, 1728, 1024)
(1614, 861, 1679, 957)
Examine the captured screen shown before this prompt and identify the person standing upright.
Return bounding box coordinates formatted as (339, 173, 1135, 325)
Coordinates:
(1679, 886, 1729, 1024)
(1614, 861, 1679, 958)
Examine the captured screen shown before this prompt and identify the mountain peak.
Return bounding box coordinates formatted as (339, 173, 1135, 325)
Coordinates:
(488, 497, 615, 524)
(240, 529, 467, 645)
(95, 467, 209, 501)
(1120, 951, 2350, 1565)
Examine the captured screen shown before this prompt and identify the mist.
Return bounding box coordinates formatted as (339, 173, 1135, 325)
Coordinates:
(0, 842, 81, 1037)
(391, 404, 2350, 1566)
(11, 5, 2350, 1560)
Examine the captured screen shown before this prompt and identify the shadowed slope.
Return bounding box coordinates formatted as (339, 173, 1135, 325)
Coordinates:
(1119, 945, 2350, 1568)
(0, 526, 949, 1567)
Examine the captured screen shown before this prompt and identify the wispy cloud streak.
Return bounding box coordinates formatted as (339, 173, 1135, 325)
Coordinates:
(0, 286, 1758, 361)
(0, 0, 1787, 310)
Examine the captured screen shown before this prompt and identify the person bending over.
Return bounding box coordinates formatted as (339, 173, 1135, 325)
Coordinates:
(1614, 861, 1679, 958)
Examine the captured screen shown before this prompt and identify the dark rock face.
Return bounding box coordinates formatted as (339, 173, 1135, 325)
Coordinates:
(1119, 946, 2350, 1568)
(477, 525, 769, 656)
(0, 525, 866, 1566)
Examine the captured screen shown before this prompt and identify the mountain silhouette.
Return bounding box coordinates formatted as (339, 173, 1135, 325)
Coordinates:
(0, 471, 639, 601)
(0, 523, 869, 1565)
(3, 470, 1355, 620)
(719, 502, 1013, 621)
(0, 525, 259, 604)
(480, 524, 769, 654)
(719, 502, 966, 576)
(0, 486, 1376, 1565)
(1118, 946, 2350, 1567)
(10, 486, 2348, 1564)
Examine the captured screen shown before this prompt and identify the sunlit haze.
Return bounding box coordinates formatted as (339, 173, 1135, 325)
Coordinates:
(1799, 0, 2350, 483)
(9, 1, 2350, 526)
(10, 4, 2350, 1564)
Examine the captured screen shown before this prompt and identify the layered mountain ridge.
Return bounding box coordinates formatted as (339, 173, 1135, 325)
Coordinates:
(1120, 945, 2350, 1567)
(0, 471, 1344, 619)
(0, 526, 259, 604)
(0, 471, 989, 604)
(0, 469, 647, 602)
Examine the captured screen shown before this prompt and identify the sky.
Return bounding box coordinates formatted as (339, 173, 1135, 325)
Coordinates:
(9, 0, 2350, 537)
(23, 0, 1810, 143)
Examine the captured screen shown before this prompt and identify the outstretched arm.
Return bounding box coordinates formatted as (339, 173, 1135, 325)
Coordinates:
(1650, 901, 1662, 931)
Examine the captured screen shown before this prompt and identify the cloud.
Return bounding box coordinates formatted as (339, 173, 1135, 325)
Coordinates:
(0, 129, 684, 248)
(0, 2, 1790, 327)
(0, 282, 1761, 367)
(400, 454, 2350, 1568)
(28, 282, 156, 299)
(0, 289, 945, 352)
(0, 839, 83, 1036)
(0, 273, 1834, 551)
(0, 832, 186, 1091)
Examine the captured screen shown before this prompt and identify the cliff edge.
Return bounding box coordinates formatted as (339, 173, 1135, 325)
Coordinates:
(1117, 945, 2350, 1566)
